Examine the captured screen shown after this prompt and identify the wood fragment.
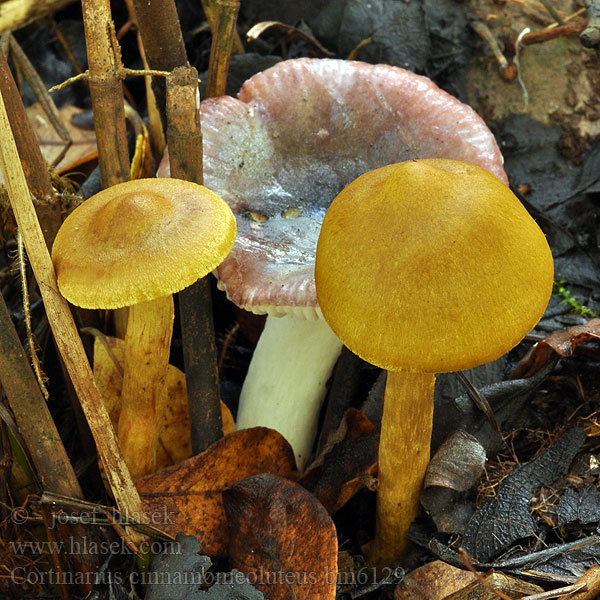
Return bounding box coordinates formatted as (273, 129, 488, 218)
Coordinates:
(521, 21, 586, 45)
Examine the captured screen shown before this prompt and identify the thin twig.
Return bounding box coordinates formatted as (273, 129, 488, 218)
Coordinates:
(47, 17, 84, 74)
(121, 0, 166, 162)
(515, 28, 531, 111)
(521, 20, 586, 46)
(0, 278, 79, 498)
(7, 34, 72, 168)
(470, 19, 516, 81)
(459, 548, 514, 600)
(0, 50, 61, 247)
(456, 371, 508, 450)
(217, 322, 239, 373)
(129, 0, 188, 135)
(48, 67, 173, 92)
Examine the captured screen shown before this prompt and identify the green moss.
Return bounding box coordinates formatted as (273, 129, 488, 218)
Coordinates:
(553, 280, 598, 318)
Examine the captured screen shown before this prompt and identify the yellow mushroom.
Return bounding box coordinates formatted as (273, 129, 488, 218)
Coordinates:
(52, 178, 236, 480)
(315, 159, 554, 566)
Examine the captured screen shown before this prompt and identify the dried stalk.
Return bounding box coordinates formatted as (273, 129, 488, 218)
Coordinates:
(0, 0, 76, 32)
(81, 0, 129, 187)
(0, 50, 60, 247)
(129, 0, 188, 130)
(166, 67, 223, 453)
(122, 0, 166, 162)
(200, 0, 244, 55)
(8, 34, 71, 167)
(205, 0, 241, 97)
(0, 281, 81, 498)
(0, 88, 143, 538)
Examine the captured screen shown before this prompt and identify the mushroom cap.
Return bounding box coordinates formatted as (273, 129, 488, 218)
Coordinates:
(52, 178, 236, 309)
(315, 159, 554, 373)
(157, 58, 507, 320)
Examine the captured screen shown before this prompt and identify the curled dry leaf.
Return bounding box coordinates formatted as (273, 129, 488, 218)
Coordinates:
(136, 428, 296, 557)
(423, 431, 486, 492)
(29, 103, 97, 173)
(513, 318, 600, 379)
(394, 560, 476, 600)
(223, 473, 337, 600)
(93, 335, 234, 471)
(421, 431, 486, 535)
(299, 408, 378, 514)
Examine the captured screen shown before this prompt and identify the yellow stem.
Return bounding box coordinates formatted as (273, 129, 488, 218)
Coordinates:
(370, 370, 435, 567)
(118, 295, 174, 480)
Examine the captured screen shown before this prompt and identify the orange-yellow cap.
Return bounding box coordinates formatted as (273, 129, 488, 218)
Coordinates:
(52, 178, 236, 309)
(315, 159, 554, 373)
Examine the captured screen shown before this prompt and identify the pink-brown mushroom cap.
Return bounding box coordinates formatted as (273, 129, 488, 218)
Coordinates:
(158, 58, 507, 318)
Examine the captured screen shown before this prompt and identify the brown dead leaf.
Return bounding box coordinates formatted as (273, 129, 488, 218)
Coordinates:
(513, 319, 600, 379)
(28, 103, 97, 173)
(299, 409, 378, 514)
(223, 473, 337, 600)
(136, 428, 296, 556)
(394, 561, 476, 600)
(93, 336, 234, 471)
(423, 431, 486, 492)
(421, 431, 486, 535)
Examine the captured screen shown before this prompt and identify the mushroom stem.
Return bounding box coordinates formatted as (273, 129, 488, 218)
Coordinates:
(118, 294, 174, 480)
(369, 370, 435, 567)
(236, 314, 343, 470)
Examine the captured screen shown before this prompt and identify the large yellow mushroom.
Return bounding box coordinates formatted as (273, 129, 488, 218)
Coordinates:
(315, 159, 554, 566)
(52, 178, 236, 480)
